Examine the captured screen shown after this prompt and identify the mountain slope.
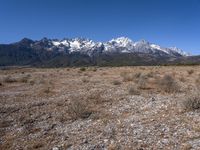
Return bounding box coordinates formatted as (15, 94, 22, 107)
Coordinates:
(0, 37, 197, 67)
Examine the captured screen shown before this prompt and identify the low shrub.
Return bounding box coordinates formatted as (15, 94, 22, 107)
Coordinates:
(183, 94, 200, 111)
(112, 80, 121, 85)
(120, 72, 134, 82)
(4, 76, 17, 83)
(67, 98, 92, 120)
(80, 67, 86, 72)
(158, 74, 180, 93)
(82, 78, 89, 83)
(137, 75, 148, 89)
(128, 86, 140, 95)
(187, 69, 194, 75)
(20, 74, 31, 83)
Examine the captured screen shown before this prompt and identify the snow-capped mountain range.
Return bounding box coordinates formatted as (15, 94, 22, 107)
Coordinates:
(0, 37, 198, 67)
(23, 37, 189, 57)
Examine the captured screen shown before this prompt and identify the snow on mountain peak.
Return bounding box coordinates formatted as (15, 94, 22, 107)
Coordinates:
(169, 47, 190, 56)
(32, 37, 189, 57)
(110, 37, 133, 43)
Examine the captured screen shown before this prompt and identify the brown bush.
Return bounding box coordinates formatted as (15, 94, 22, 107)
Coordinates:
(179, 76, 186, 82)
(4, 76, 17, 83)
(92, 67, 97, 72)
(183, 94, 200, 111)
(82, 78, 89, 83)
(80, 67, 86, 71)
(146, 71, 154, 78)
(112, 80, 121, 85)
(195, 77, 200, 89)
(187, 69, 194, 75)
(158, 74, 180, 93)
(128, 86, 140, 95)
(120, 72, 134, 82)
(88, 90, 105, 104)
(137, 75, 148, 89)
(134, 72, 142, 78)
(67, 98, 92, 120)
(19, 74, 31, 83)
(41, 81, 54, 94)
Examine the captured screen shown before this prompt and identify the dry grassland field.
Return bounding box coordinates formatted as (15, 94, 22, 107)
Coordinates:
(0, 66, 200, 150)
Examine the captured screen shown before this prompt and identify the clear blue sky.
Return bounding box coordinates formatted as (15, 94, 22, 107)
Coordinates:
(0, 0, 200, 55)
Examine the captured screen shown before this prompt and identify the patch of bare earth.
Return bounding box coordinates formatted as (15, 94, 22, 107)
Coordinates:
(0, 66, 200, 149)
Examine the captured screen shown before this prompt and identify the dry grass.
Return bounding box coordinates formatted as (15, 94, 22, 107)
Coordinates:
(183, 94, 200, 111)
(19, 74, 31, 83)
(195, 77, 200, 89)
(179, 76, 186, 82)
(87, 90, 106, 104)
(1, 66, 200, 149)
(3, 74, 31, 84)
(4, 75, 17, 83)
(80, 67, 86, 71)
(158, 74, 180, 93)
(112, 80, 121, 85)
(82, 77, 90, 83)
(120, 72, 134, 82)
(137, 74, 148, 89)
(187, 69, 194, 75)
(128, 86, 140, 95)
(67, 97, 92, 120)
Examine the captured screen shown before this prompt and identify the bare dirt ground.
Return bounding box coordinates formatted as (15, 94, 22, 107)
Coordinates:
(0, 66, 200, 150)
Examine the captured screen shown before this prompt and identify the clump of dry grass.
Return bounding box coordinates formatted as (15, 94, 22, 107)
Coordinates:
(128, 86, 140, 95)
(182, 143, 192, 150)
(41, 80, 54, 94)
(120, 72, 133, 82)
(179, 76, 186, 82)
(82, 78, 89, 83)
(134, 72, 142, 79)
(146, 71, 155, 78)
(43, 86, 51, 94)
(80, 67, 86, 72)
(67, 98, 92, 120)
(88, 90, 105, 104)
(4, 75, 17, 83)
(195, 77, 200, 89)
(19, 74, 31, 83)
(29, 80, 35, 85)
(158, 74, 180, 93)
(120, 72, 134, 82)
(112, 80, 121, 85)
(187, 69, 194, 75)
(137, 74, 148, 89)
(92, 67, 97, 72)
(3, 74, 31, 84)
(183, 94, 200, 111)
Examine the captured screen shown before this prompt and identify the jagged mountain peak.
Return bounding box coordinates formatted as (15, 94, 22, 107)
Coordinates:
(169, 47, 190, 56)
(14, 37, 189, 57)
(110, 37, 133, 43)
